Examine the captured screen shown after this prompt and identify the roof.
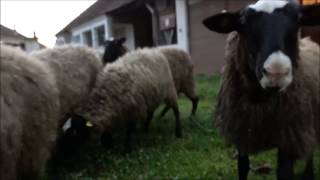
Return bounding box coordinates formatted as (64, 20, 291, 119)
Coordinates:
(0, 24, 28, 40)
(56, 0, 135, 36)
(0, 24, 46, 48)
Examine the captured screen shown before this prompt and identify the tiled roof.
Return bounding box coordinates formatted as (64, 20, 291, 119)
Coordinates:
(0, 24, 28, 40)
(56, 0, 135, 36)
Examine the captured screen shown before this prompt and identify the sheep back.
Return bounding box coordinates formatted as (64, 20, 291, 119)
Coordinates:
(214, 33, 319, 158)
(31, 45, 103, 120)
(75, 48, 178, 136)
(159, 47, 196, 97)
(0, 45, 60, 179)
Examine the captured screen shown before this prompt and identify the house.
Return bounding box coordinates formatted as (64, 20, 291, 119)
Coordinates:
(56, 0, 319, 74)
(300, 0, 320, 44)
(1, 24, 45, 53)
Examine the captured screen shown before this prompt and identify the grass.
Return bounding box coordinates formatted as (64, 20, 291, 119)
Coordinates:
(48, 75, 320, 179)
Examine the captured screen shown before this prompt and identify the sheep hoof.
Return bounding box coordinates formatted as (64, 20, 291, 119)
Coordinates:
(143, 127, 149, 133)
(175, 130, 182, 138)
(100, 132, 113, 148)
(251, 164, 273, 175)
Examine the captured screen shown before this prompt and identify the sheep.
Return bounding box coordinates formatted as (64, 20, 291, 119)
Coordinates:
(157, 47, 199, 118)
(203, 1, 320, 179)
(31, 45, 103, 173)
(0, 45, 60, 180)
(102, 37, 127, 65)
(31, 45, 103, 126)
(0, 45, 103, 179)
(73, 47, 181, 151)
(102, 38, 198, 118)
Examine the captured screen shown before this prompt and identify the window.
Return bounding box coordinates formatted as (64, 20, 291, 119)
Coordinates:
(302, 0, 319, 5)
(159, 13, 177, 45)
(71, 35, 80, 44)
(83, 30, 93, 47)
(94, 25, 105, 46)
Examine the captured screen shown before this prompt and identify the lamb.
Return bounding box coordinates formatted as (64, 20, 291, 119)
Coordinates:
(0, 45, 60, 180)
(31, 45, 103, 126)
(73, 47, 181, 150)
(102, 38, 198, 118)
(203, 1, 320, 179)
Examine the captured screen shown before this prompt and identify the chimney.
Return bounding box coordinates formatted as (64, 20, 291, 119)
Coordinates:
(33, 32, 38, 41)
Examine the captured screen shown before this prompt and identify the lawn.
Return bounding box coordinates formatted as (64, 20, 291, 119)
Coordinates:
(48, 75, 320, 179)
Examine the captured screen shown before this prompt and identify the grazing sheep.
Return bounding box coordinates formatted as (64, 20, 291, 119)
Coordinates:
(31, 45, 103, 126)
(73, 47, 181, 150)
(0, 45, 102, 179)
(203, 0, 320, 179)
(102, 38, 198, 118)
(158, 47, 199, 118)
(0, 45, 60, 180)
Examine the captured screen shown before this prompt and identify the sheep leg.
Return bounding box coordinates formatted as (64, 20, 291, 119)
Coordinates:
(159, 106, 170, 119)
(101, 131, 113, 148)
(144, 111, 154, 133)
(238, 154, 250, 180)
(190, 96, 199, 117)
(172, 105, 182, 138)
(124, 120, 136, 153)
(277, 150, 295, 180)
(302, 155, 314, 180)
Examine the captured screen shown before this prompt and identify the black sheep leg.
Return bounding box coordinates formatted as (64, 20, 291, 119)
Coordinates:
(124, 120, 136, 153)
(143, 111, 154, 133)
(238, 153, 250, 180)
(190, 96, 199, 117)
(159, 106, 170, 119)
(302, 154, 314, 180)
(277, 149, 295, 180)
(172, 105, 182, 138)
(101, 131, 113, 148)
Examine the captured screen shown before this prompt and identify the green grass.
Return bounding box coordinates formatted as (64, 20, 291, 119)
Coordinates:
(49, 75, 320, 179)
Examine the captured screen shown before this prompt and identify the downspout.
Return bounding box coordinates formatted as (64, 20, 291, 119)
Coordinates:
(146, 3, 159, 46)
(175, 0, 189, 52)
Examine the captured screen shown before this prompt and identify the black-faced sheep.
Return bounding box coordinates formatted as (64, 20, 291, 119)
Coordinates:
(73, 47, 181, 151)
(157, 47, 199, 118)
(0, 45, 60, 180)
(203, 0, 320, 179)
(31, 45, 103, 172)
(0, 45, 103, 179)
(102, 38, 198, 118)
(102, 37, 127, 65)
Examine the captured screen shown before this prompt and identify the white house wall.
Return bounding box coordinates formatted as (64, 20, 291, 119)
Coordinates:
(175, 0, 189, 52)
(113, 23, 135, 50)
(71, 15, 114, 53)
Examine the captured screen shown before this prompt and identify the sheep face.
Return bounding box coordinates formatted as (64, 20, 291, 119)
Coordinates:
(203, 0, 320, 92)
(102, 37, 127, 65)
(60, 114, 92, 148)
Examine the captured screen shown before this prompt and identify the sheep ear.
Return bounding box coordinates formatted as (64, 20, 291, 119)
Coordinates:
(62, 118, 72, 132)
(86, 121, 93, 127)
(203, 11, 240, 33)
(117, 37, 126, 45)
(299, 4, 320, 26)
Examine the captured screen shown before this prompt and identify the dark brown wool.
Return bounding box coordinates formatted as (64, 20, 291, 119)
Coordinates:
(215, 32, 320, 157)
